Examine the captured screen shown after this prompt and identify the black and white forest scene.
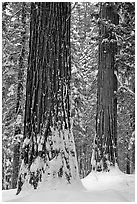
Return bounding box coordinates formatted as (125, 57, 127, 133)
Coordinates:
(2, 2, 135, 202)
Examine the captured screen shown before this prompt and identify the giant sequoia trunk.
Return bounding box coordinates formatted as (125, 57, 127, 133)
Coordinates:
(92, 3, 119, 171)
(17, 2, 79, 194)
(12, 2, 26, 189)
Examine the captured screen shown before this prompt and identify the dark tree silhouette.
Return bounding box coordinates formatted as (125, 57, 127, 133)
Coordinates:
(17, 2, 79, 195)
(91, 3, 119, 171)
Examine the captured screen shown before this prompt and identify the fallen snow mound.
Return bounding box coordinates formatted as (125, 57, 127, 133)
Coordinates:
(2, 166, 135, 202)
(82, 165, 135, 202)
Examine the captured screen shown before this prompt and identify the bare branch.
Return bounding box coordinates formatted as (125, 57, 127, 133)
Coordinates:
(114, 70, 135, 96)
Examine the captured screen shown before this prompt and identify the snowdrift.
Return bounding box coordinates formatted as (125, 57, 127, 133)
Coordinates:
(2, 166, 135, 202)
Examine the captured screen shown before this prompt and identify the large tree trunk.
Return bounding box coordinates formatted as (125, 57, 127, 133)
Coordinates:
(17, 2, 79, 195)
(12, 2, 26, 189)
(92, 3, 119, 171)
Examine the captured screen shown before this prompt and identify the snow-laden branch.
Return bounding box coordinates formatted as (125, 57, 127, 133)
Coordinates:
(114, 70, 135, 96)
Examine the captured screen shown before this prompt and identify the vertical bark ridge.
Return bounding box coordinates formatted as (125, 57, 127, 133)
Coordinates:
(92, 3, 119, 171)
(17, 3, 79, 194)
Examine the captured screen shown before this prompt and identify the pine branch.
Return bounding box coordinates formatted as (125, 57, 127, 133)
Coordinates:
(114, 70, 135, 96)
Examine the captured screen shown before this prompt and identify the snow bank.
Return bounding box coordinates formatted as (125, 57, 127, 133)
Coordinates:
(82, 166, 135, 202)
(2, 166, 135, 202)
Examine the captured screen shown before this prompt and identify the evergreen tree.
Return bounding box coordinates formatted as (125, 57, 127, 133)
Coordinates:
(116, 2, 135, 174)
(12, 2, 27, 189)
(92, 3, 119, 171)
(71, 2, 98, 178)
(2, 2, 29, 189)
(17, 2, 80, 195)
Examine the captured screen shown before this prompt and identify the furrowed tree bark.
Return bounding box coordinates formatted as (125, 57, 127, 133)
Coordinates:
(91, 3, 119, 171)
(17, 2, 79, 195)
(12, 2, 26, 189)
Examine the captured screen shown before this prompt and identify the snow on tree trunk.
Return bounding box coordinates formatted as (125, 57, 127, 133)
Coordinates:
(12, 2, 26, 189)
(17, 2, 80, 195)
(92, 3, 119, 172)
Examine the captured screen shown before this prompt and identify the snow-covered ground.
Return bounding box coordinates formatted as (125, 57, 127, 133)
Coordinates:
(2, 166, 135, 202)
